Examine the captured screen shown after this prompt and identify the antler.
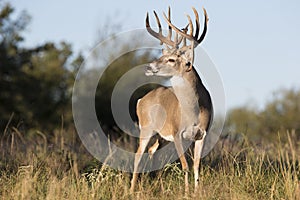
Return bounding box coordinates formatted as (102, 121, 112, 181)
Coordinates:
(146, 7, 184, 48)
(162, 7, 208, 48)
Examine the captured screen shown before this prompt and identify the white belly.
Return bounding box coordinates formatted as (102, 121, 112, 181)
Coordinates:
(160, 134, 174, 142)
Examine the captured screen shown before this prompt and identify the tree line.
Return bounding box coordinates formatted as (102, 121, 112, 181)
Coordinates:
(0, 3, 81, 131)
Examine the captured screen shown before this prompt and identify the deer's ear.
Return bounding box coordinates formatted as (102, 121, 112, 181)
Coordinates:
(184, 47, 194, 65)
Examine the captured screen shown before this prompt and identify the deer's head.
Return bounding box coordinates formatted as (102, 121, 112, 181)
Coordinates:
(145, 7, 208, 77)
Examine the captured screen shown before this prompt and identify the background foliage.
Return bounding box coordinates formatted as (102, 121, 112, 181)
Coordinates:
(0, 2, 78, 131)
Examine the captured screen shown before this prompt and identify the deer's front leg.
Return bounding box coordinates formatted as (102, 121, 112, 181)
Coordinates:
(174, 135, 189, 194)
(130, 129, 152, 193)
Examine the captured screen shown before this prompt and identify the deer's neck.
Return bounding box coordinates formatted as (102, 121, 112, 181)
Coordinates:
(170, 69, 203, 123)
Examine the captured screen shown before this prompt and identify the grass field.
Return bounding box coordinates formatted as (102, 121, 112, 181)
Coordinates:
(0, 128, 299, 200)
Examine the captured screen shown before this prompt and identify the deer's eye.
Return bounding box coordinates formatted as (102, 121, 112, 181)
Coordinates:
(168, 58, 175, 63)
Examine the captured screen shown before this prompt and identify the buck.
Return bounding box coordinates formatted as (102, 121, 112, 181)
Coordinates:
(130, 7, 213, 193)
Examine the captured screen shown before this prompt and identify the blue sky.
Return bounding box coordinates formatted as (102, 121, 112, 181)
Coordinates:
(10, 0, 300, 110)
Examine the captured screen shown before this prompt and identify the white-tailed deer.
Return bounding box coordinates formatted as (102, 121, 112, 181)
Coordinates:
(130, 7, 213, 194)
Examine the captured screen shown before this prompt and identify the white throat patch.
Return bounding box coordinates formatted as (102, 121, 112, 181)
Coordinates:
(170, 76, 185, 87)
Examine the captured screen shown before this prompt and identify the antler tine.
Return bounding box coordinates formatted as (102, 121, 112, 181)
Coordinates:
(145, 11, 175, 47)
(153, 11, 163, 45)
(182, 24, 189, 47)
(192, 7, 200, 39)
(153, 11, 162, 33)
(174, 32, 178, 46)
(197, 8, 208, 45)
(186, 14, 194, 37)
(167, 6, 172, 40)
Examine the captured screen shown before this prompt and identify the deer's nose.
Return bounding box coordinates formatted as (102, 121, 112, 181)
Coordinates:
(146, 65, 153, 71)
(147, 64, 158, 73)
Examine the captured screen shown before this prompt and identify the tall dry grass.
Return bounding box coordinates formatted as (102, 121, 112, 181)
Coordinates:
(0, 128, 299, 199)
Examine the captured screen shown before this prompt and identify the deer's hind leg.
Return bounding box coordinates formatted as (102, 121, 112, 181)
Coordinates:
(193, 130, 207, 191)
(174, 134, 189, 194)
